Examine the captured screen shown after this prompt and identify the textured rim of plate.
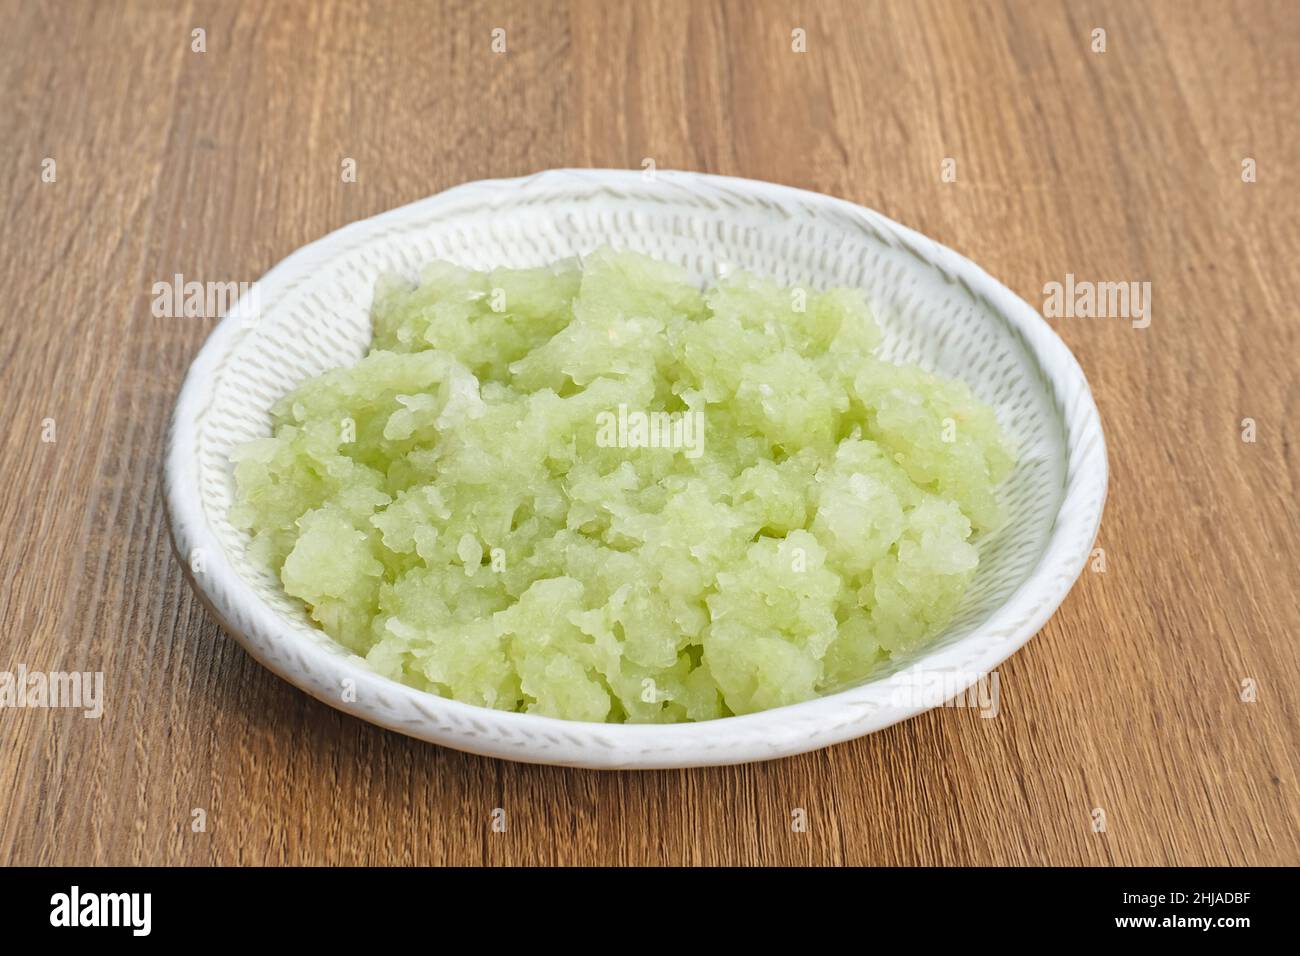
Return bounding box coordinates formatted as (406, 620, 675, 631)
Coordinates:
(164, 169, 1108, 769)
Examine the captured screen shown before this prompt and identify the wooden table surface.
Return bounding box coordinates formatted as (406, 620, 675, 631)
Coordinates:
(2, 0, 1297, 867)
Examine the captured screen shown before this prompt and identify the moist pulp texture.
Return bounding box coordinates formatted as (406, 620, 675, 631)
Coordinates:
(232, 250, 1014, 722)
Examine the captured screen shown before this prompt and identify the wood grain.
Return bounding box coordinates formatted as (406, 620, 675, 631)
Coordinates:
(1, 0, 1296, 866)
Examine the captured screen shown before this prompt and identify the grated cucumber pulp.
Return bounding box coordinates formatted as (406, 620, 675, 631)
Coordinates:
(231, 249, 1015, 723)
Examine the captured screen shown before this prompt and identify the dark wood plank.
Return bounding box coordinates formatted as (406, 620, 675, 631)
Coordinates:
(1, 0, 1296, 865)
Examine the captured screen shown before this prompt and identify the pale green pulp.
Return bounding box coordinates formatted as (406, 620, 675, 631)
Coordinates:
(232, 250, 1014, 722)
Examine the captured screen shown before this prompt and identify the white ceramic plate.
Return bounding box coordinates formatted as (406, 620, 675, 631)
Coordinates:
(165, 169, 1107, 769)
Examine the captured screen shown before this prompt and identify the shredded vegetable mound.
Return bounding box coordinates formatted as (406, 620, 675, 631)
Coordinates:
(232, 249, 1014, 722)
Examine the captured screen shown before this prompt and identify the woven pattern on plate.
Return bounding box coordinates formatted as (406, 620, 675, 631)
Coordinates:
(165, 170, 1106, 768)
